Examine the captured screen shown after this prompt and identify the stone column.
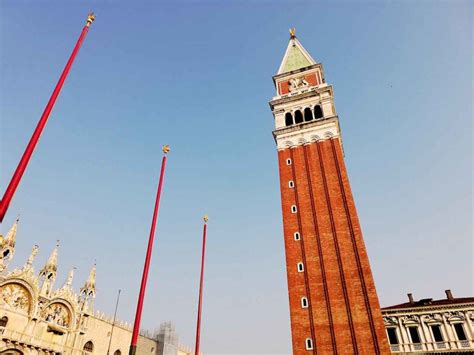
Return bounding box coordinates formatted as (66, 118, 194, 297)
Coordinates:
(442, 316, 456, 350)
(420, 319, 433, 351)
(397, 318, 410, 353)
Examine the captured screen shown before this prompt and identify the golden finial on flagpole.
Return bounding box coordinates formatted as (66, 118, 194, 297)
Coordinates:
(203, 215, 209, 223)
(289, 28, 296, 39)
(86, 12, 95, 27)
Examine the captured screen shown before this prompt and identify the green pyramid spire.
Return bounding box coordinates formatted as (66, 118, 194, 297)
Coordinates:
(277, 32, 316, 74)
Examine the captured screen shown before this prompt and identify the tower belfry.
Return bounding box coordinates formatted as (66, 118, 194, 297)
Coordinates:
(269, 31, 390, 354)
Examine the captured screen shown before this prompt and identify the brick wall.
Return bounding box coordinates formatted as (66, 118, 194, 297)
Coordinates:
(277, 138, 390, 354)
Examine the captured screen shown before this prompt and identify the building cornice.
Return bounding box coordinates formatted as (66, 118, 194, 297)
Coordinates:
(269, 85, 333, 110)
(381, 302, 474, 315)
(272, 115, 340, 150)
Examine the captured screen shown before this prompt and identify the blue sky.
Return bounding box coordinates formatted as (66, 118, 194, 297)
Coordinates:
(0, 1, 472, 354)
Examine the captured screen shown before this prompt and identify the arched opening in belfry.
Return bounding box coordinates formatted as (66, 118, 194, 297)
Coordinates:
(294, 110, 303, 124)
(304, 107, 313, 122)
(114, 351, 122, 355)
(285, 112, 293, 126)
(314, 105, 323, 119)
(0, 350, 24, 355)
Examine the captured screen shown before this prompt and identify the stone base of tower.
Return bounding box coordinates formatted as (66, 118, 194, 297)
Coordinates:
(278, 138, 390, 355)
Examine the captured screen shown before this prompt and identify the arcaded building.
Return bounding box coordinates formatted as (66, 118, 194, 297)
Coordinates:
(0, 220, 194, 355)
(382, 291, 474, 353)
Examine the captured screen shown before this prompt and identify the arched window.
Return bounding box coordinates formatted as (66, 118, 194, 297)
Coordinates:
(294, 110, 303, 124)
(113, 351, 121, 355)
(301, 297, 308, 308)
(83, 341, 94, 353)
(0, 316, 8, 327)
(285, 112, 293, 126)
(314, 105, 323, 119)
(306, 338, 314, 350)
(304, 107, 313, 122)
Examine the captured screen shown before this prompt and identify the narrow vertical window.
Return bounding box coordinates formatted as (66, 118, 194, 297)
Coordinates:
(288, 180, 295, 188)
(430, 325, 444, 342)
(301, 297, 308, 308)
(408, 327, 421, 344)
(294, 232, 300, 240)
(285, 112, 294, 126)
(297, 262, 304, 272)
(291, 205, 297, 213)
(386, 328, 399, 345)
(453, 323, 467, 341)
(305, 338, 313, 350)
(286, 158, 292, 165)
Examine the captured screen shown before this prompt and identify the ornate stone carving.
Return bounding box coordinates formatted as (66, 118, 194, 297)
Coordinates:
(42, 302, 71, 328)
(383, 316, 398, 326)
(289, 76, 309, 92)
(444, 311, 465, 321)
(0, 283, 31, 314)
(422, 313, 443, 323)
(402, 314, 420, 324)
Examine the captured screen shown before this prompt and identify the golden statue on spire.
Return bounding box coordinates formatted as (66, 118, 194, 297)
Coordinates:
(203, 215, 209, 223)
(162, 145, 170, 154)
(86, 12, 95, 27)
(289, 28, 296, 39)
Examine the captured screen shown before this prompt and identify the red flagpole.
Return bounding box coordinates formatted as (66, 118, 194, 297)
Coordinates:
(129, 145, 170, 355)
(194, 215, 208, 355)
(0, 13, 95, 223)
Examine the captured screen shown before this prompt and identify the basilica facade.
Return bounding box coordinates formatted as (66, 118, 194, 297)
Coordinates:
(0, 219, 194, 355)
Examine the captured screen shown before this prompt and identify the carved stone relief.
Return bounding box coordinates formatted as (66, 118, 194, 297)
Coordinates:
(402, 314, 420, 324)
(0, 283, 31, 314)
(42, 302, 70, 328)
(289, 77, 309, 92)
(422, 313, 443, 323)
(383, 316, 398, 326)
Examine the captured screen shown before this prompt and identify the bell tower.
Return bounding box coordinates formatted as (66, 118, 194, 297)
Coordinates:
(269, 30, 390, 354)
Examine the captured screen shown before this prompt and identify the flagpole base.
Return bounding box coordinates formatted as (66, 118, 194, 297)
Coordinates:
(129, 345, 137, 355)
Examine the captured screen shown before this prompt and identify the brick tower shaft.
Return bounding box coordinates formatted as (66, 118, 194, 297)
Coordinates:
(270, 31, 390, 354)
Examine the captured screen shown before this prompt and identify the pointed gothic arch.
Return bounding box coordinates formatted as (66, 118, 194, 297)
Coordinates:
(83, 341, 94, 353)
